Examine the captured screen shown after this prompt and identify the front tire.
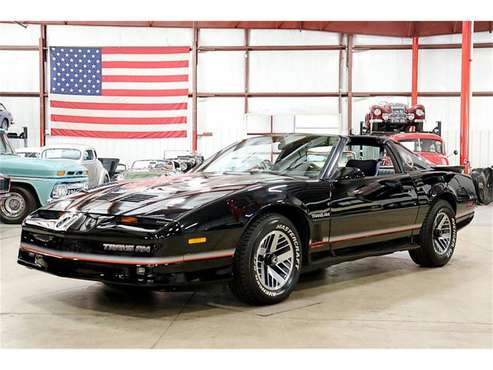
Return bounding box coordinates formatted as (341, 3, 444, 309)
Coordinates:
(230, 214, 302, 305)
(409, 200, 457, 267)
(0, 185, 37, 224)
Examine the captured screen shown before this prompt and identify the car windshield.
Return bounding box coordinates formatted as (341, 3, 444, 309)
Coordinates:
(399, 138, 443, 154)
(0, 133, 15, 155)
(42, 148, 81, 160)
(198, 134, 340, 178)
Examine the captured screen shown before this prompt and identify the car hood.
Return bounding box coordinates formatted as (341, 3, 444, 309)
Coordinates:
(0, 155, 86, 178)
(43, 171, 300, 219)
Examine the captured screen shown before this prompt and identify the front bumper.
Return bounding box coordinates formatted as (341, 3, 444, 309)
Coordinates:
(17, 224, 236, 289)
(18, 244, 234, 289)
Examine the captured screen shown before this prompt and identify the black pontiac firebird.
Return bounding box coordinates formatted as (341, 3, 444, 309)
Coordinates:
(18, 134, 477, 305)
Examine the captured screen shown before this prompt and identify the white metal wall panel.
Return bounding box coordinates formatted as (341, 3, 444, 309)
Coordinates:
(196, 97, 245, 158)
(199, 29, 245, 46)
(248, 97, 340, 115)
(352, 49, 412, 92)
(353, 35, 410, 45)
(420, 31, 493, 44)
(0, 51, 39, 91)
(198, 51, 244, 92)
(1, 97, 40, 148)
(0, 23, 40, 146)
(419, 49, 461, 92)
(0, 23, 40, 44)
(47, 25, 192, 46)
(250, 51, 340, 92)
(249, 30, 340, 45)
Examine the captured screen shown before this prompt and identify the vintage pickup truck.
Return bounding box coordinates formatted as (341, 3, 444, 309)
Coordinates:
(0, 129, 88, 223)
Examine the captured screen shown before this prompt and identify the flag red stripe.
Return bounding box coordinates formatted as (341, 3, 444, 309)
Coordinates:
(102, 89, 189, 97)
(50, 100, 187, 111)
(102, 60, 188, 68)
(102, 47, 190, 54)
(51, 128, 187, 139)
(102, 74, 188, 82)
(51, 114, 187, 125)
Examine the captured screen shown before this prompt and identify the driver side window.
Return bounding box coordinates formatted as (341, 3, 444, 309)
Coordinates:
(338, 143, 397, 177)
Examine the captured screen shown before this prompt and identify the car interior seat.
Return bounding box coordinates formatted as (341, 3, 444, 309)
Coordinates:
(345, 159, 380, 177)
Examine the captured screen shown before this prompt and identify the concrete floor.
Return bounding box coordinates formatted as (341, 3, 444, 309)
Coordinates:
(1, 206, 492, 348)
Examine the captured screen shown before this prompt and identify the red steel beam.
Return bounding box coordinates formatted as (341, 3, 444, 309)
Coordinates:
(352, 42, 493, 50)
(39, 24, 47, 146)
(191, 24, 198, 153)
(411, 36, 419, 105)
(199, 45, 345, 51)
(0, 45, 39, 51)
(460, 21, 473, 173)
(244, 29, 250, 114)
(347, 35, 354, 134)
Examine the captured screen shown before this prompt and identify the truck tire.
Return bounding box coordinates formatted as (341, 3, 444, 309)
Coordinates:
(471, 168, 492, 205)
(0, 185, 37, 224)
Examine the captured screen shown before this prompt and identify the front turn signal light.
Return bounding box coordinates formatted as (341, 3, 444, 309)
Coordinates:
(188, 237, 207, 245)
(119, 216, 139, 225)
(56, 170, 65, 176)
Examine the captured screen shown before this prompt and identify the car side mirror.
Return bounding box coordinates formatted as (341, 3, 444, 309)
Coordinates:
(335, 167, 365, 180)
(115, 164, 127, 174)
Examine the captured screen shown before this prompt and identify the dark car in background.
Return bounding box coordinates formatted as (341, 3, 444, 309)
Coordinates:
(18, 134, 476, 305)
(0, 103, 14, 131)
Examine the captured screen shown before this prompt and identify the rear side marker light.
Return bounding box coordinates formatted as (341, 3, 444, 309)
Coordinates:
(188, 237, 207, 245)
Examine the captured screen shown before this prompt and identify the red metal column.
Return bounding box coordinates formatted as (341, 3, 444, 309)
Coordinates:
(244, 29, 250, 114)
(411, 36, 419, 105)
(460, 21, 472, 173)
(191, 24, 198, 153)
(346, 34, 353, 134)
(39, 24, 47, 146)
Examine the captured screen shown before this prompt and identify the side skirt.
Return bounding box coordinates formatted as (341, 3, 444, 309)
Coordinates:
(303, 237, 419, 273)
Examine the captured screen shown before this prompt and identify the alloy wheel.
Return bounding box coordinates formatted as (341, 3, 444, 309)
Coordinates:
(432, 211, 452, 255)
(254, 230, 295, 291)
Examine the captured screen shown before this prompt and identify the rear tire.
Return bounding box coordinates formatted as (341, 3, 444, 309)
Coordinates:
(409, 200, 457, 267)
(0, 185, 37, 224)
(230, 214, 302, 305)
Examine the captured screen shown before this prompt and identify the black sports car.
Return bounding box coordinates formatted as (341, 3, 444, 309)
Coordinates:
(18, 134, 477, 305)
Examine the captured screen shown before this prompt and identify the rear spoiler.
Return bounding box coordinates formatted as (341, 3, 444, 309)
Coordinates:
(431, 165, 464, 174)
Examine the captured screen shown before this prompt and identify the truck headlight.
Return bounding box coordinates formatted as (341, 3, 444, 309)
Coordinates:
(416, 108, 424, 117)
(51, 184, 68, 199)
(407, 113, 415, 120)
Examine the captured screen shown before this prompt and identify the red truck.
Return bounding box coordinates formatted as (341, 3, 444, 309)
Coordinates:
(389, 131, 455, 165)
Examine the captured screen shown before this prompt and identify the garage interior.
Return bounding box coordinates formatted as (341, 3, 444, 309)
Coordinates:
(1, 21, 492, 348)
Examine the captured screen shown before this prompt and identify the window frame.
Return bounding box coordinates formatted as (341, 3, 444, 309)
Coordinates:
(328, 138, 403, 180)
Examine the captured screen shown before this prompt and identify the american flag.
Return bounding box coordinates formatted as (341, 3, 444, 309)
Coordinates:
(49, 46, 190, 139)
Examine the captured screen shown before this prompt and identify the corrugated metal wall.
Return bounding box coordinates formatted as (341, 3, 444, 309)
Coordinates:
(1, 24, 492, 167)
